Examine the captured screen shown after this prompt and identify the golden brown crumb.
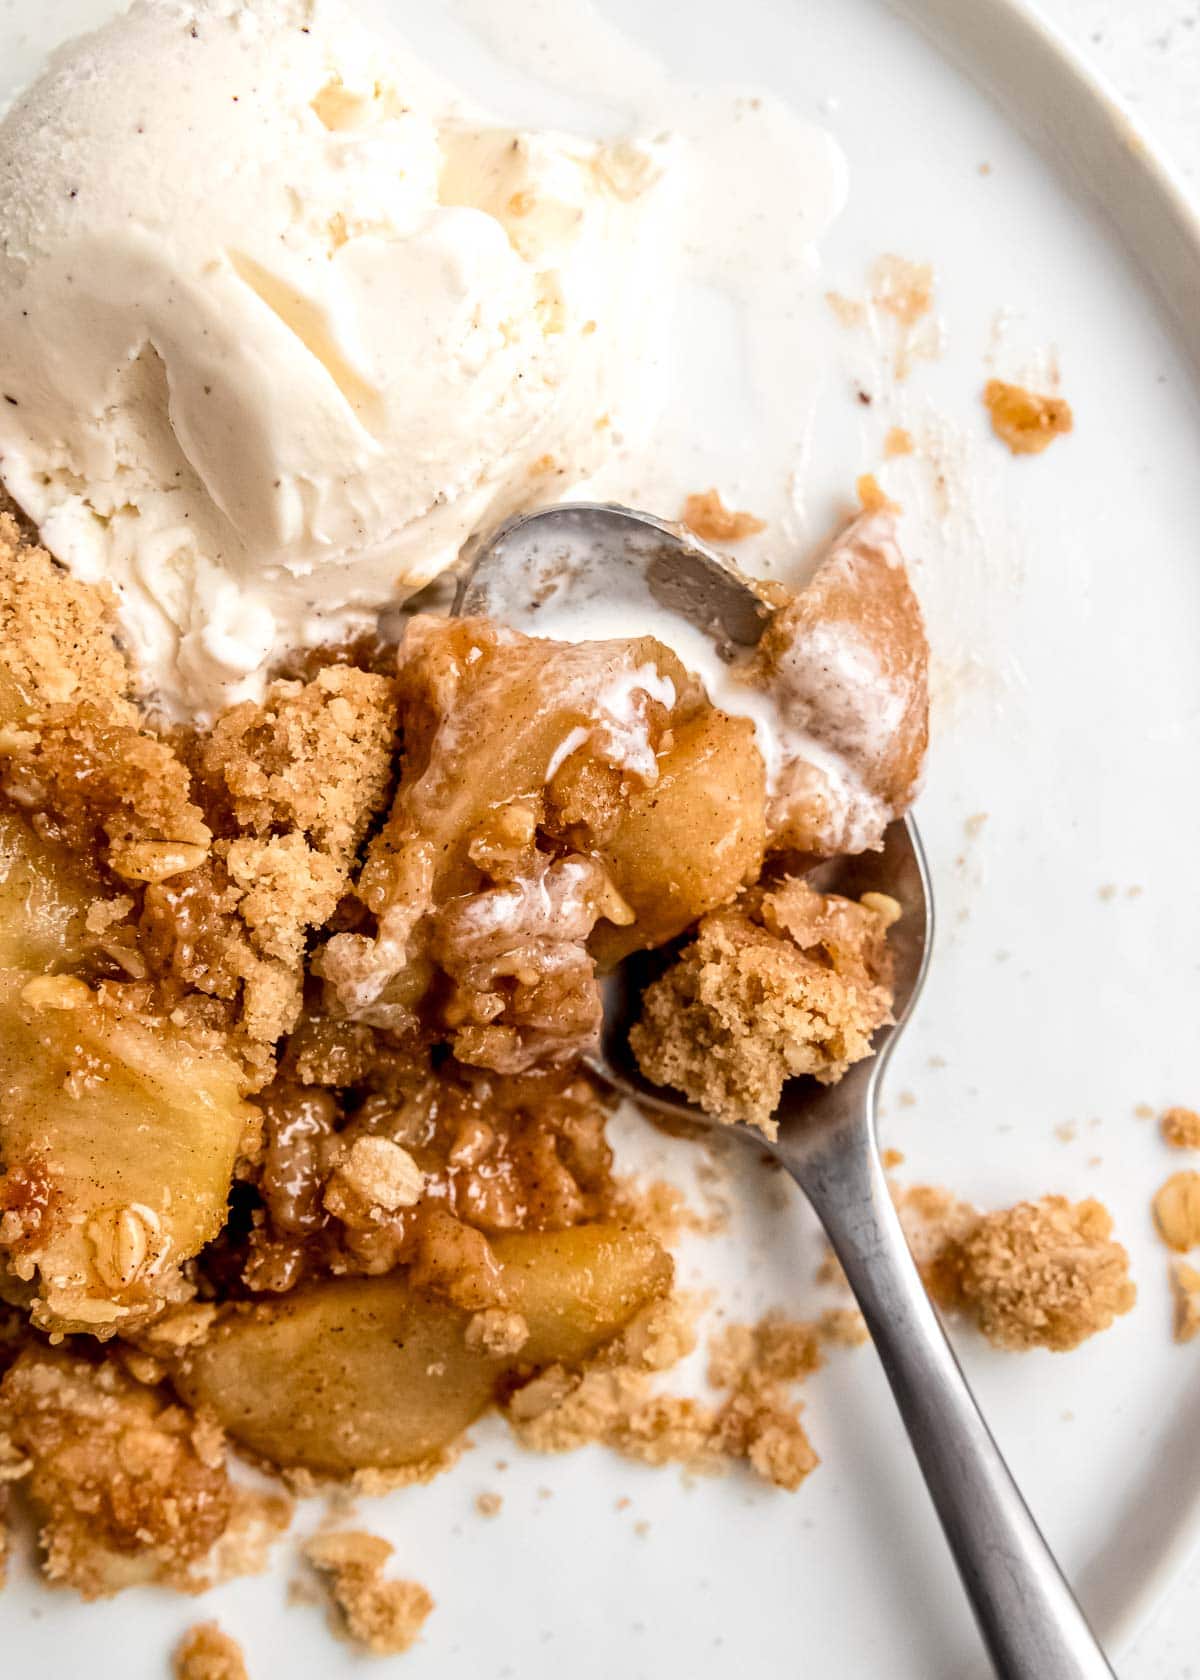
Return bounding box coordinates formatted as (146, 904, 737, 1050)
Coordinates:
(198, 667, 395, 874)
(1162, 1108, 1200, 1151)
(1153, 1171, 1200, 1252)
(881, 1147, 906, 1170)
(505, 1302, 819, 1492)
(475, 1491, 503, 1518)
(0, 1346, 290, 1598)
(304, 1530, 433, 1655)
(892, 1182, 980, 1304)
(173, 1623, 249, 1680)
(983, 379, 1073, 456)
(464, 1309, 530, 1358)
(0, 513, 133, 723)
(631, 879, 895, 1135)
(942, 1196, 1136, 1351)
(883, 426, 914, 458)
(855, 472, 899, 514)
(681, 490, 766, 544)
(1171, 1262, 1200, 1343)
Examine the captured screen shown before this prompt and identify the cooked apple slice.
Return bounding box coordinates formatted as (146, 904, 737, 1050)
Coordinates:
(0, 807, 98, 971)
(590, 708, 765, 965)
(0, 972, 251, 1336)
(176, 1224, 671, 1475)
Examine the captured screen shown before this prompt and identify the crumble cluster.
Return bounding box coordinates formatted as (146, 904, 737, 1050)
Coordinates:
(304, 1529, 434, 1655)
(0, 513, 397, 1091)
(0, 1344, 291, 1599)
(502, 1293, 850, 1492)
(896, 1188, 1137, 1353)
(631, 878, 897, 1134)
(173, 1623, 249, 1680)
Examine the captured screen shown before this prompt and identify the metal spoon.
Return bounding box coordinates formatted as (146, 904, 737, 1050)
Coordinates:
(458, 502, 1116, 1680)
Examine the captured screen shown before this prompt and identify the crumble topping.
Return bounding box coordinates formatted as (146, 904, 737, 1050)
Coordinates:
(631, 879, 896, 1134)
(681, 489, 766, 543)
(465, 1308, 530, 1357)
(505, 1297, 821, 1491)
(0, 513, 132, 721)
(173, 1623, 249, 1680)
(1161, 1107, 1200, 1151)
(983, 379, 1073, 456)
(304, 1530, 434, 1655)
(0, 1346, 290, 1598)
(937, 1196, 1136, 1352)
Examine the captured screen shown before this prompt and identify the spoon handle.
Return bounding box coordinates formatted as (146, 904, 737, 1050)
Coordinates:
(789, 1126, 1116, 1680)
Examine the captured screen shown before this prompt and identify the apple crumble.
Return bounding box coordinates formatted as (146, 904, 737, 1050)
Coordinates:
(0, 494, 1139, 1655)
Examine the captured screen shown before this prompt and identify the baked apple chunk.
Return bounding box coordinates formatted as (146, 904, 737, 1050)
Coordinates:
(176, 1224, 671, 1476)
(0, 812, 251, 1336)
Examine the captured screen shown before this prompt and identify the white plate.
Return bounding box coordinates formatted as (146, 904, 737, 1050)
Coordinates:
(3, 1, 1200, 1675)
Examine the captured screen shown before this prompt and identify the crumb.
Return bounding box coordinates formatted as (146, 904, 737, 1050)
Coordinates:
(883, 426, 914, 458)
(634, 1520, 651, 1537)
(464, 1308, 530, 1358)
(173, 1623, 248, 1680)
(881, 1147, 905, 1169)
(897, 1090, 916, 1109)
(855, 472, 899, 514)
(0, 514, 133, 721)
(631, 879, 895, 1136)
(1153, 1172, 1200, 1252)
(0, 1346, 290, 1598)
(475, 1491, 503, 1518)
(979, 161, 992, 175)
(1098, 883, 1118, 902)
(964, 812, 989, 838)
(942, 1196, 1136, 1351)
(1135, 1103, 1156, 1120)
(615, 1496, 631, 1511)
(983, 379, 1073, 456)
(1055, 1122, 1078, 1143)
(1162, 1108, 1200, 1151)
(681, 490, 766, 544)
(304, 1531, 433, 1656)
(198, 667, 395, 876)
(506, 1306, 819, 1493)
(1172, 1262, 1200, 1343)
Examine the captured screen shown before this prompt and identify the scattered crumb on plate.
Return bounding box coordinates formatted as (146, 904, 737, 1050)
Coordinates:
(983, 378, 1073, 455)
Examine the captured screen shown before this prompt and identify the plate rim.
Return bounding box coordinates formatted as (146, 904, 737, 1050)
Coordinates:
(894, 0, 1200, 376)
(891, 0, 1200, 1654)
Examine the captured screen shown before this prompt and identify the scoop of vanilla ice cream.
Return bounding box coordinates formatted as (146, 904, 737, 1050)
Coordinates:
(0, 0, 673, 718)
